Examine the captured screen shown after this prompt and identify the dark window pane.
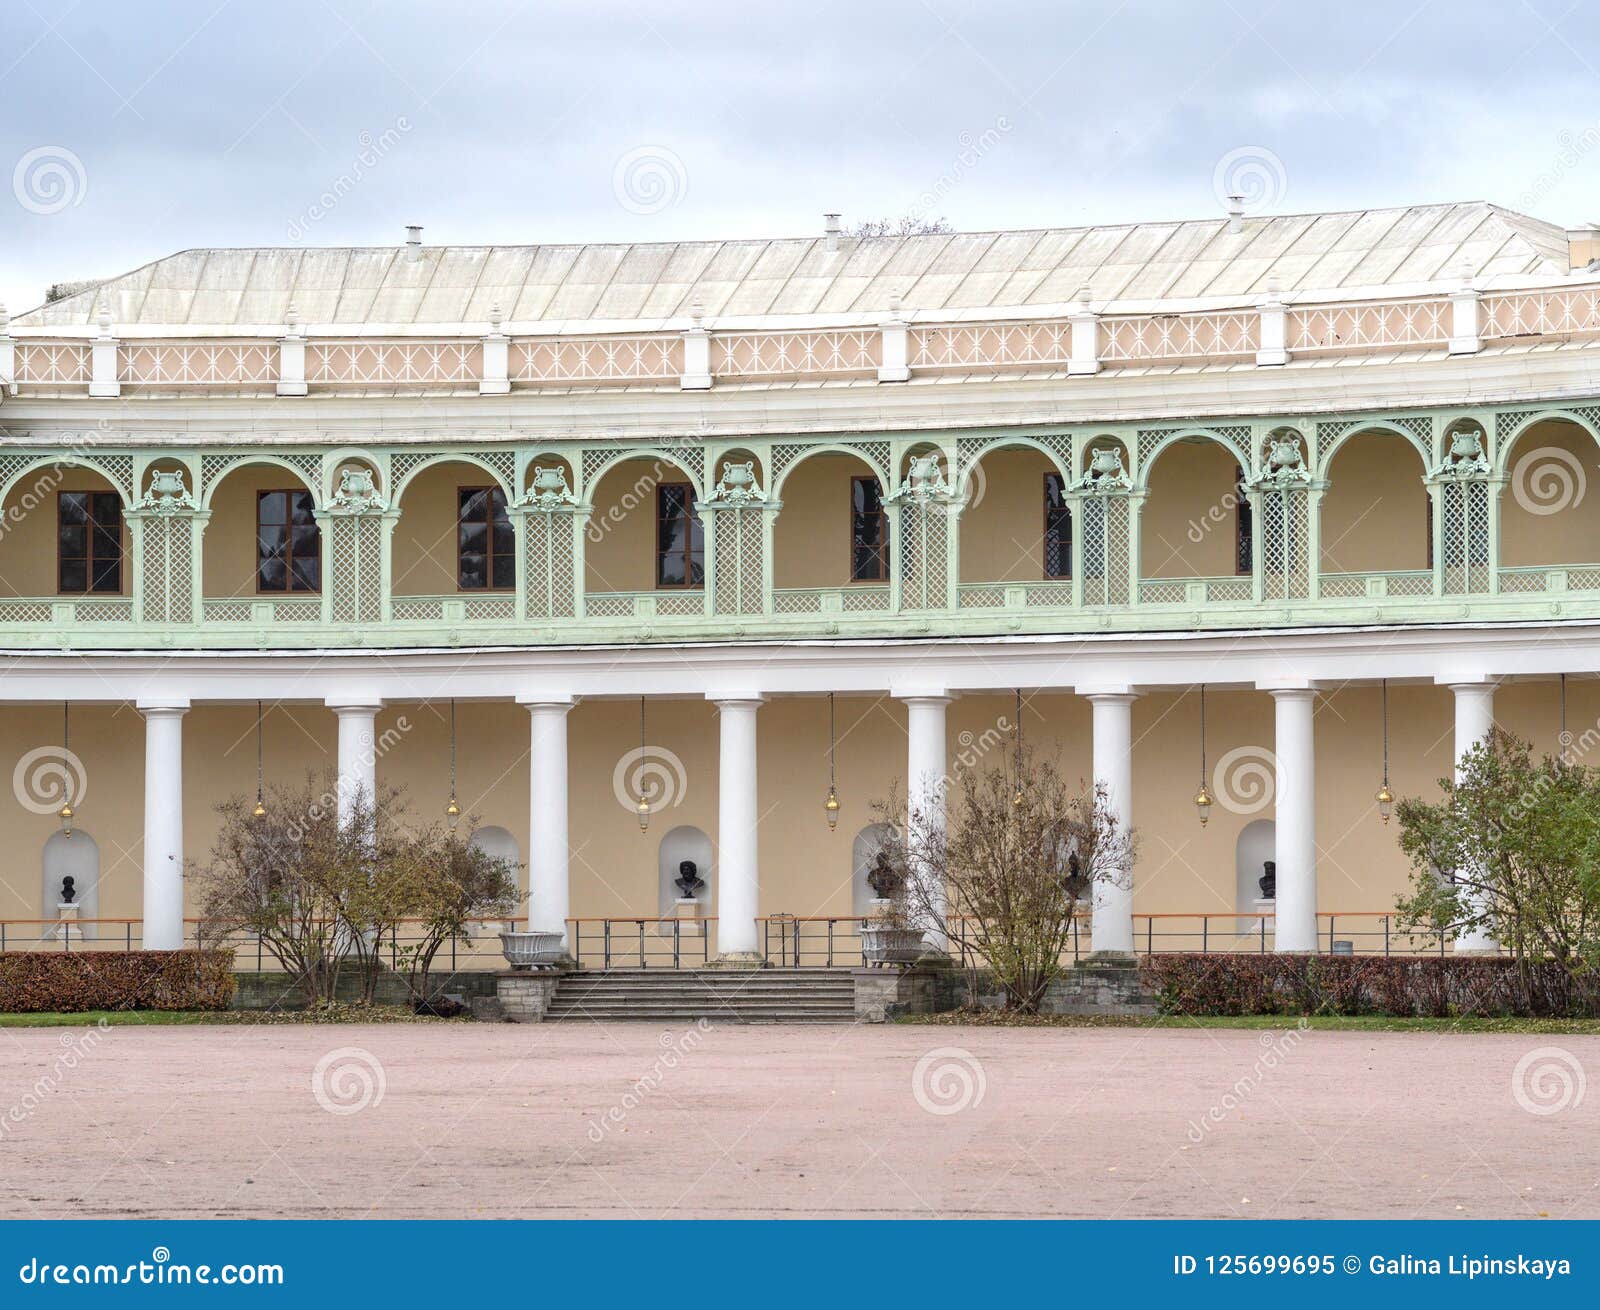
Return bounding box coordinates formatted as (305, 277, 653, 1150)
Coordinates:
(58, 558, 87, 592)
(92, 525, 120, 559)
(459, 488, 488, 521)
(491, 554, 515, 590)
(258, 525, 285, 556)
(58, 493, 87, 525)
(688, 554, 704, 587)
(488, 488, 509, 521)
(491, 520, 515, 557)
(258, 491, 287, 525)
(458, 553, 487, 590)
(91, 558, 120, 593)
(91, 493, 121, 530)
(658, 550, 685, 587)
(291, 523, 320, 557)
(290, 492, 317, 525)
(290, 556, 319, 591)
(58, 523, 87, 557)
(458, 521, 487, 552)
(258, 558, 286, 591)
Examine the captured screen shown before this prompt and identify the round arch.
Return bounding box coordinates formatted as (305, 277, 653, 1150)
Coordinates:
(199, 455, 318, 512)
(582, 448, 705, 504)
(1498, 416, 1600, 568)
(320, 448, 382, 503)
(771, 447, 889, 591)
(771, 443, 892, 500)
(0, 455, 134, 512)
(1138, 428, 1251, 492)
(393, 452, 511, 506)
(1315, 421, 1432, 481)
(956, 437, 1069, 499)
(1494, 408, 1600, 478)
(1139, 436, 1250, 581)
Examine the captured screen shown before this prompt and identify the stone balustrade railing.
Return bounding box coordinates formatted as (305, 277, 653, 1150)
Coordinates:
(6, 279, 1600, 397)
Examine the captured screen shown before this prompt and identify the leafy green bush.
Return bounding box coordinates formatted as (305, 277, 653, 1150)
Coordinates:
(1140, 953, 1600, 1018)
(0, 951, 235, 1013)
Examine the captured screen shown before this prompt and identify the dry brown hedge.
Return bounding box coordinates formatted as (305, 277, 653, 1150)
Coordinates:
(0, 951, 236, 1013)
(1139, 953, 1600, 1019)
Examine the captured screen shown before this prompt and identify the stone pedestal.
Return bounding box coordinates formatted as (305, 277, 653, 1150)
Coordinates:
(494, 972, 560, 1022)
(55, 903, 80, 944)
(671, 897, 704, 937)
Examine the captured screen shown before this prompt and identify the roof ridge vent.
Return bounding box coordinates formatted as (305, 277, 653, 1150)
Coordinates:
(1226, 195, 1245, 235)
(404, 225, 423, 260)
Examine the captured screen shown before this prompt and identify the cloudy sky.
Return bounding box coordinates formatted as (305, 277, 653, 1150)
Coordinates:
(1, 0, 1596, 312)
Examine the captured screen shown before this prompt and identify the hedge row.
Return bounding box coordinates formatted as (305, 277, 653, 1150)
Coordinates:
(0, 951, 236, 1013)
(1139, 953, 1600, 1018)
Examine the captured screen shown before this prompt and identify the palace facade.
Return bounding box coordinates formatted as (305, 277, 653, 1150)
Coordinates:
(4, 201, 1600, 962)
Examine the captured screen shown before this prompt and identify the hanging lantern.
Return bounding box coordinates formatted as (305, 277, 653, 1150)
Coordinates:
(1193, 780, 1214, 827)
(1375, 679, 1393, 824)
(824, 692, 841, 831)
(252, 700, 268, 820)
(59, 702, 74, 838)
(1194, 684, 1211, 826)
(637, 697, 651, 833)
(445, 699, 461, 827)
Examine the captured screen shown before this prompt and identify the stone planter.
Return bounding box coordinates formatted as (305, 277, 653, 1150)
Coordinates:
(499, 930, 565, 970)
(861, 924, 925, 966)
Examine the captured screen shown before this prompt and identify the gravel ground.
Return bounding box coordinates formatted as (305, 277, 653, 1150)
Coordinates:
(1, 1021, 1594, 1219)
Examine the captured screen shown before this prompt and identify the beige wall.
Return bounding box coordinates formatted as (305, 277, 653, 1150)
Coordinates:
(202, 463, 318, 599)
(1500, 419, 1600, 567)
(1319, 432, 1429, 574)
(0, 469, 129, 598)
(586, 457, 695, 593)
(958, 447, 1058, 583)
(2, 681, 1593, 930)
(1140, 439, 1245, 578)
(392, 460, 502, 596)
(772, 453, 881, 590)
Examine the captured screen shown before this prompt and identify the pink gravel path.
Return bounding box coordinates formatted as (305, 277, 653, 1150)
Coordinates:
(0, 1022, 1594, 1219)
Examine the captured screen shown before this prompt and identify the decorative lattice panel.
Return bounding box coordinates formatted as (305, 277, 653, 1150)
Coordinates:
(1441, 480, 1491, 595)
(139, 515, 194, 623)
(201, 452, 321, 501)
(524, 512, 577, 620)
(769, 440, 892, 489)
(711, 507, 764, 616)
(1079, 495, 1130, 606)
(1136, 426, 1251, 476)
(1315, 420, 1357, 470)
(330, 516, 381, 624)
(1260, 488, 1311, 601)
(897, 504, 949, 610)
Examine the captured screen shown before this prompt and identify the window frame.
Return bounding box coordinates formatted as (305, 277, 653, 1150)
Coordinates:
(456, 484, 515, 592)
(1042, 472, 1073, 580)
(654, 481, 705, 589)
(849, 475, 890, 583)
(254, 487, 323, 595)
(56, 489, 124, 596)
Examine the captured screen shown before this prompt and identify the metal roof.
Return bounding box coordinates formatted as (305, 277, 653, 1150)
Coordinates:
(14, 202, 1573, 329)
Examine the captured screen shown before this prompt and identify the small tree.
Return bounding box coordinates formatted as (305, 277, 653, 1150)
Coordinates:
(848, 215, 955, 238)
(1395, 727, 1600, 971)
(876, 748, 1133, 1013)
(192, 773, 364, 1005)
(387, 820, 523, 1007)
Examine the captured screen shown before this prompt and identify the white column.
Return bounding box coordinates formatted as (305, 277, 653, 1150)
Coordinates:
(1083, 688, 1137, 956)
(1264, 683, 1318, 952)
(139, 699, 188, 950)
(519, 695, 575, 943)
(1450, 678, 1498, 952)
(327, 697, 382, 827)
(711, 695, 764, 965)
(900, 691, 952, 947)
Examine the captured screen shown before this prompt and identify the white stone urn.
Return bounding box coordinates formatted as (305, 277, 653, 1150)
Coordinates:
(499, 930, 565, 970)
(860, 923, 926, 966)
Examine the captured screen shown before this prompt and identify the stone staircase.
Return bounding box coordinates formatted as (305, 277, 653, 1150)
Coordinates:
(546, 968, 858, 1024)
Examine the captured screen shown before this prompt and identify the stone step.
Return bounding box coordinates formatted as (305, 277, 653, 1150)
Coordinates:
(547, 967, 858, 1023)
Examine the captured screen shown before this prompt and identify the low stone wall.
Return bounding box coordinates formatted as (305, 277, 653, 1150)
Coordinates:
(853, 961, 1157, 1022)
(230, 969, 498, 1011)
